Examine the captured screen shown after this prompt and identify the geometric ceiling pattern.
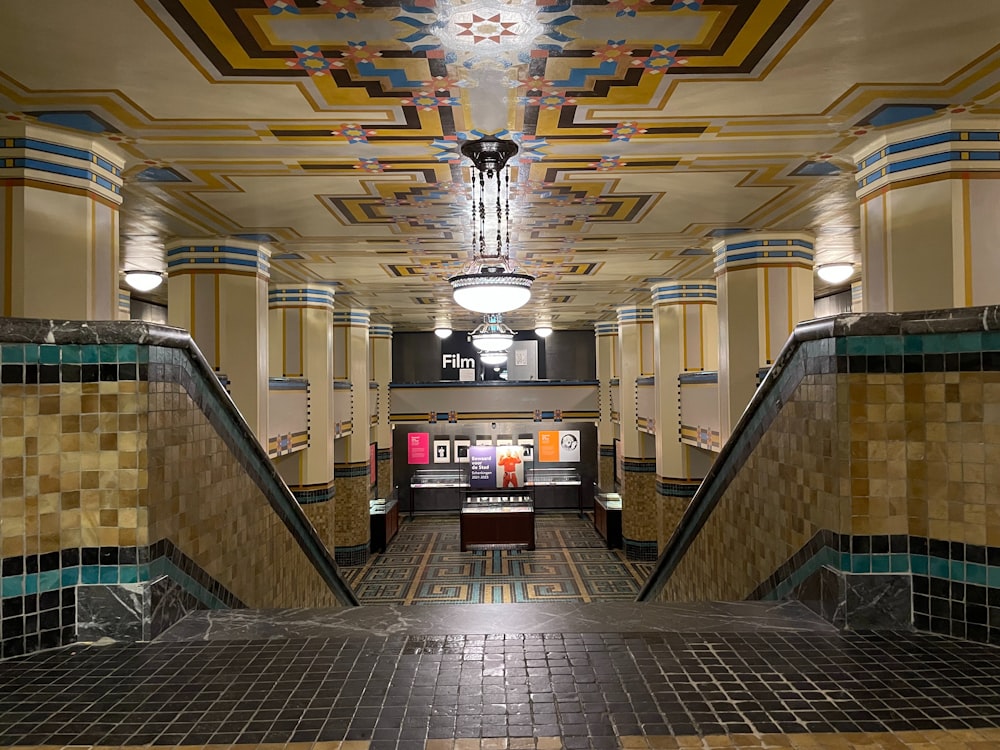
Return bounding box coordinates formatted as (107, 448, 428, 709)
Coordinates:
(2, 0, 1000, 330)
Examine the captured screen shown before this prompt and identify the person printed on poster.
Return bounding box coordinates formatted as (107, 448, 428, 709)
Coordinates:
(498, 447, 522, 488)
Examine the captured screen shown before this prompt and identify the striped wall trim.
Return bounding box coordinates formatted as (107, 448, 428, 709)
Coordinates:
(389, 410, 599, 423)
(0, 539, 245, 608)
(636, 376, 655, 386)
(714, 239, 814, 274)
(623, 538, 659, 562)
(599, 444, 615, 458)
(651, 283, 718, 305)
(376, 448, 392, 462)
(334, 462, 370, 478)
(117, 291, 131, 317)
(390, 380, 600, 388)
(678, 371, 718, 385)
(0, 137, 124, 202)
(370, 324, 393, 338)
(268, 287, 336, 310)
(855, 130, 1000, 198)
(290, 483, 336, 505)
(267, 430, 308, 458)
(594, 322, 619, 336)
(622, 458, 657, 473)
(610, 378, 620, 386)
(617, 307, 654, 323)
(333, 310, 371, 326)
(333, 380, 352, 390)
(680, 425, 721, 451)
(268, 377, 308, 391)
(166, 244, 271, 277)
(656, 479, 700, 497)
(335, 543, 369, 567)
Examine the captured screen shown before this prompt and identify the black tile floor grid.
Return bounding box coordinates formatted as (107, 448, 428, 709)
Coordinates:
(342, 514, 653, 605)
(2, 630, 1000, 748)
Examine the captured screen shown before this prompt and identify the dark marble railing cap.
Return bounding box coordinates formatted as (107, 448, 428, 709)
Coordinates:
(0, 317, 191, 347)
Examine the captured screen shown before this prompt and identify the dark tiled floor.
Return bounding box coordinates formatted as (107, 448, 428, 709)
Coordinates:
(3, 627, 1000, 748)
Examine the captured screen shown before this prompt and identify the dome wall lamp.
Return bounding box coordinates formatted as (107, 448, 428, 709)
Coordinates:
(124, 270, 163, 292)
(534, 325, 553, 338)
(434, 326, 453, 339)
(816, 263, 855, 284)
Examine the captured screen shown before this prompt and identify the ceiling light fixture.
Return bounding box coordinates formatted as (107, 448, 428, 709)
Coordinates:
(816, 263, 854, 284)
(471, 313, 514, 352)
(449, 136, 533, 314)
(534, 325, 553, 338)
(480, 351, 508, 366)
(123, 270, 163, 292)
(434, 326, 453, 339)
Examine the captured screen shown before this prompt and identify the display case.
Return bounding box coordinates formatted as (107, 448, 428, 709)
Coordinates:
(408, 468, 469, 515)
(369, 493, 399, 553)
(460, 491, 535, 551)
(526, 466, 584, 513)
(594, 490, 622, 548)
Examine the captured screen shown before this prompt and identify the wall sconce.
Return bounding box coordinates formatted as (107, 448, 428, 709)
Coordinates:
(124, 270, 163, 292)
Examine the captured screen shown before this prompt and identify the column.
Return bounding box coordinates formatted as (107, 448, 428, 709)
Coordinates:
(651, 281, 719, 551)
(370, 324, 393, 498)
(617, 306, 657, 560)
(118, 289, 132, 320)
(0, 121, 124, 319)
(851, 281, 863, 313)
(594, 321, 618, 490)
(166, 238, 271, 442)
(854, 115, 1000, 311)
(332, 308, 371, 566)
(714, 232, 815, 440)
(268, 285, 336, 550)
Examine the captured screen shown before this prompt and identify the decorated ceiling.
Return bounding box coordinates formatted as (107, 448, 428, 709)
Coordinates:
(2, 0, 1000, 330)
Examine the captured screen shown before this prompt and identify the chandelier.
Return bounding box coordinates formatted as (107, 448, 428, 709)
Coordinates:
(471, 313, 514, 352)
(449, 136, 533, 314)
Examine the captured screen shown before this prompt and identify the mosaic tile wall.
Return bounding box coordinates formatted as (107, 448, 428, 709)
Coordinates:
(1, 335, 346, 659)
(621, 461, 657, 561)
(654, 317, 1000, 644)
(333, 468, 370, 566)
(656, 480, 699, 553)
(376, 448, 392, 499)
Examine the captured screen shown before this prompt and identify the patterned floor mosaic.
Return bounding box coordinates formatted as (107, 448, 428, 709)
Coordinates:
(342, 515, 652, 605)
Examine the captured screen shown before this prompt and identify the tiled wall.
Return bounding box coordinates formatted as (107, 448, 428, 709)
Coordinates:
(621, 460, 657, 560)
(1, 337, 345, 659)
(333, 467, 371, 566)
(654, 319, 1000, 644)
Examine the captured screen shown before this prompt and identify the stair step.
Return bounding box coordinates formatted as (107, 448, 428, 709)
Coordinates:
(156, 599, 833, 642)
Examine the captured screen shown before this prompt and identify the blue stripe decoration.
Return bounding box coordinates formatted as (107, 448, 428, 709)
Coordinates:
(595, 322, 618, 335)
(856, 130, 1000, 170)
(333, 311, 371, 325)
(723, 239, 814, 252)
(166, 244, 264, 258)
(370, 325, 393, 337)
(857, 150, 1000, 190)
(6, 157, 121, 194)
(678, 371, 718, 384)
(617, 308, 653, 323)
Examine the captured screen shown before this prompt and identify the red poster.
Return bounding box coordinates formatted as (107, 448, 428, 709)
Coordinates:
(407, 432, 430, 464)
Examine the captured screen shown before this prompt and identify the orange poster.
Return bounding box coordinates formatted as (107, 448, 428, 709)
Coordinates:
(538, 431, 559, 462)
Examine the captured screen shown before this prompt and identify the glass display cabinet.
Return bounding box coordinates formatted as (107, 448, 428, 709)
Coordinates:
(460, 491, 535, 551)
(594, 489, 623, 549)
(525, 466, 584, 513)
(408, 468, 469, 515)
(369, 492, 399, 553)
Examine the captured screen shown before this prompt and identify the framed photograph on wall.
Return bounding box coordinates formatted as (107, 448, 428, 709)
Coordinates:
(454, 438, 471, 463)
(517, 436, 535, 462)
(433, 439, 451, 463)
(496, 436, 513, 446)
